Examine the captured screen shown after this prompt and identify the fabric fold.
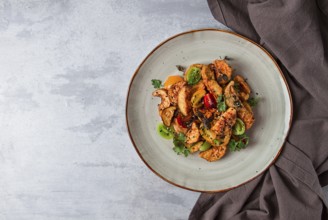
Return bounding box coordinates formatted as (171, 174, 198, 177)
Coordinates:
(189, 0, 328, 219)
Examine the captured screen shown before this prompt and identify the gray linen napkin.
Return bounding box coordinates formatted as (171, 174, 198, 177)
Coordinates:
(189, 0, 328, 219)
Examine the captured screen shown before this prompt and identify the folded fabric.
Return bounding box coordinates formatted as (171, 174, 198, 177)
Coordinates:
(189, 0, 328, 219)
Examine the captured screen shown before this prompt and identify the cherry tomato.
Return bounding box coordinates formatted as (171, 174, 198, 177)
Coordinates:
(176, 114, 187, 128)
(204, 93, 217, 109)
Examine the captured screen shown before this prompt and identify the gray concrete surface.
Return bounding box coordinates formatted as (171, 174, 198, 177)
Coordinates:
(0, 0, 327, 219)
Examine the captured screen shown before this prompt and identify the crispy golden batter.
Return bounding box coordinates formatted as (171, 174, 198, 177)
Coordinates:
(196, 108, 217, 119)
(199, 145, 227, 162)
(201, 65, 215, 81)
(222, 107, 237, 127)
(186, 122, 200, 144)
(221, 126, 232, 146)
(211, 117, 225, 136)
(168, 81, 186, 106)
(189, 141, 203, 153)
(213, 60, 232, 85)
(211, 107, 236, 136)
(152, 89, 170, 111)
(237, 102, 254, 130)
(234, 75, 251, 101)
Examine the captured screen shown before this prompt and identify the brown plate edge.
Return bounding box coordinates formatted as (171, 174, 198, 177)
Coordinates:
(125, 28, 294, 193)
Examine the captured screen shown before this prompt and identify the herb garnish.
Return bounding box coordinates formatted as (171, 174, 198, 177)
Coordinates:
(248, 97, 260, 107)
(228, 134, 250, 151)
(151, 79, 162, 88)
(217, 95, 227, 112)
(173, 133, 190, 157)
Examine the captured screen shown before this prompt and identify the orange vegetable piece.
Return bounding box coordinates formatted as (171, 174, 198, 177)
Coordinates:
(164, 75, 184, 89)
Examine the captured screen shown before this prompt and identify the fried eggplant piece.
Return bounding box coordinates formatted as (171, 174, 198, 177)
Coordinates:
(212, 60, 232, 85)
(177, 86, 191, 116)
(234, 75, 251, 101)
(161, 106, 176, 127)
(224, 81, 242, 109)
(204, 80, 222, 99)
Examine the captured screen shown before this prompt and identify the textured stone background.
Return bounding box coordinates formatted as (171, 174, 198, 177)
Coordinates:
(0, 0, 327, 219)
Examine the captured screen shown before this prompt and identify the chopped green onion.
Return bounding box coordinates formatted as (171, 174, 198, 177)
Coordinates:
(217, 95, 227, 112)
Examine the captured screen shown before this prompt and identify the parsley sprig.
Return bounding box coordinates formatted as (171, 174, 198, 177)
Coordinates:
(151, 79, 162, 88)
(173, 133, 190, 157)
(248, 97, 260, 107)
(228, 134, 250, 151)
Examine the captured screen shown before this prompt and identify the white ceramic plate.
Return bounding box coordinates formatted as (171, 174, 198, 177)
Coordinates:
(126, 29, 292, 192)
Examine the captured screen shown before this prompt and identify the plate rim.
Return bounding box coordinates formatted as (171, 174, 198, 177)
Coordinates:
(125, 28, 293, 193)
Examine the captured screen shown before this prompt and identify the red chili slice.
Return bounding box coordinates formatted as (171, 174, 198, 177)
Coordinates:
(176, 114, 187, 128)
(204, 93, 217, 109)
